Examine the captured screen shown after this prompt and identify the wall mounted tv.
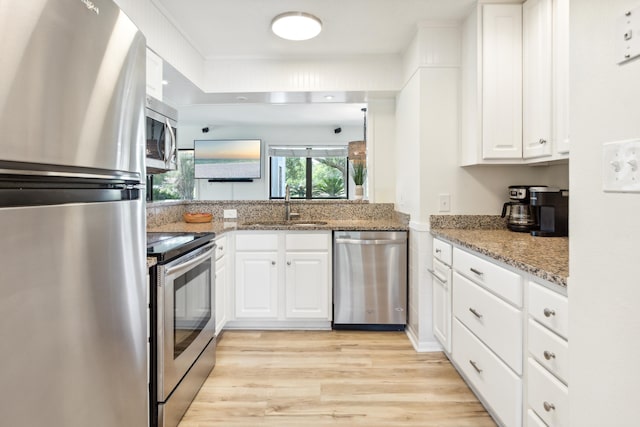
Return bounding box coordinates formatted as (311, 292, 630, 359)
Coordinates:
(194, 139, 262, 181)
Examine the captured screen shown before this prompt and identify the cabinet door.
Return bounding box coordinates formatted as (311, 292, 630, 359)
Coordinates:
(146, 48, 163, 100)
(215, 257, 227, 334)
(523, 0, 553, 159)
(235, 252, 278, 318)
(431, 258, 452, 353)
(482, 4, 523, 160)
(285, 252, 330, 319)
(553, 0, 570, 155)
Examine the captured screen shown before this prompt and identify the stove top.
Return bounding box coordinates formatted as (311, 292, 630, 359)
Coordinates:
(147, 232, 215, 263)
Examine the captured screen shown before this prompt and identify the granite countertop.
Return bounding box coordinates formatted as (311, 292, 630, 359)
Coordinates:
(147, 219, 409, 235)
(431, 228, 568, 288)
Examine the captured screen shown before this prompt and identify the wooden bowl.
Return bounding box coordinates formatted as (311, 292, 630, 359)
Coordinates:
(183, 213, 213, 223)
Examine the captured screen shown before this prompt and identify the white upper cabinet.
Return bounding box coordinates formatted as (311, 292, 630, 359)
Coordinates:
(461, 2, 523, 165)
(552, 0, 570, 155)
(482, 4, 524, 160)
(523, 0, 553, 159)
(146, 48, 163, 100)
(461, 0, 570, 165)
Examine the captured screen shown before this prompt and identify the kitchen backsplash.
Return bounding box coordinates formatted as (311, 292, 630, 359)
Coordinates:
(147, 200, 409, 228)
(430, 215, 507, 230)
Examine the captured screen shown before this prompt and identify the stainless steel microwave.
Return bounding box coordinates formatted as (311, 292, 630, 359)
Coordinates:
(146, 96, 177, 174)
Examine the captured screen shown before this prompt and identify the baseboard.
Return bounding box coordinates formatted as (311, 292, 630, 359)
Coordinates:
(405, 325, 444, 352)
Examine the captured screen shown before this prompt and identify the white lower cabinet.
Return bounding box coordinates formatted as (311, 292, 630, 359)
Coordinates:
(526, 280, 569, 427)
(232, 231, 331, 326)
(453, 320, 522, 427)
(527, 358, 568, 426)
(215, 235, 228, 335)
(431, 257, 452, 353)
(439, 241, 568, 427)
(235, 251, 279, 318)
(285, 252, 330, 319)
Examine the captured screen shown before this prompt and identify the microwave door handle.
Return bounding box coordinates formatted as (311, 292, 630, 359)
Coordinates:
(165, 118, 176, 164)
(165, 243, 216, 277)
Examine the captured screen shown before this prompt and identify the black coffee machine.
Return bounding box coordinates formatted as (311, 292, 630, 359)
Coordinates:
(529, 187, 569, 237)
(501, 185, 543, 232)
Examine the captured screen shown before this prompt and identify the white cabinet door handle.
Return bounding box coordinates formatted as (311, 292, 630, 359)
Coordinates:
(470, 267, 484, 277)
(543, 401, 556, 412)
(469, 307, 483, 319)
(543, 350, 556, 360)
(469, 360, 482, 373)
(543, 308, 556, 317)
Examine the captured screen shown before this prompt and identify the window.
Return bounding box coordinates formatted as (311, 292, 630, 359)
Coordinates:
(147, 149, 196, 201)
(269, 146, 348, 199)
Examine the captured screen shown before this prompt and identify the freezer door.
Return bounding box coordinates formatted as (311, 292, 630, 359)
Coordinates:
(0, 199, 148, 427)
(0, 0, 146, 177)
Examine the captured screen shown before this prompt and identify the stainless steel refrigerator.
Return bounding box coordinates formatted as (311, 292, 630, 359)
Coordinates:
(0, 1, 148, 426)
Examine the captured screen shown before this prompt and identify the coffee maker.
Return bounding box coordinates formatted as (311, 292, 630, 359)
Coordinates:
(529, 187, 569, 237)
(501, 185, 542, 232)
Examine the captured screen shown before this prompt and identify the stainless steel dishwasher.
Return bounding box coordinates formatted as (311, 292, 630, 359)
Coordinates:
(333, 231, 408, 330)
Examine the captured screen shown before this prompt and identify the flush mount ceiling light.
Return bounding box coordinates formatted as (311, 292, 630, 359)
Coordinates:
(271, 12, 322, 41)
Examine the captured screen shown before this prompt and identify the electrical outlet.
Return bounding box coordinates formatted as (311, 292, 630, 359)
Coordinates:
(439, 194, 451, 212)
(603, 139, 640, 192)
(223, 209, 237, 219)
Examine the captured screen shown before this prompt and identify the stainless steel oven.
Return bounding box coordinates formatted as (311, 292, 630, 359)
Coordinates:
(146, 95, 177, 174)
(148, 232, 216, 427)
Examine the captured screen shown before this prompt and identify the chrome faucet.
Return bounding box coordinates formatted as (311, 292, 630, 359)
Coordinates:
(285, 184, 291, 221)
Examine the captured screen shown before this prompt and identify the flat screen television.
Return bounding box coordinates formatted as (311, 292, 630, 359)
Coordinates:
(194, 139, 262, 180)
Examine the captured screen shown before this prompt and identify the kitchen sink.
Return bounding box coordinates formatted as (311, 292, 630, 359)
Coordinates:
(242, 220, 328, 227)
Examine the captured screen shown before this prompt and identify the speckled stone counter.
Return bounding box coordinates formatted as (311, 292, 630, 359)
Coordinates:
(148, 218, 409, 235)
(431, 228, 568, 288)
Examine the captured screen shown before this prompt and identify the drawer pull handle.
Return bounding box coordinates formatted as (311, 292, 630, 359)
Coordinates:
(271, 261, 276, 266)
(470, 267, 484, 277)
(469, 307, 483, 319)
(543, 350, 556, 360)
(539, 138, 547, 145)
(543, 308, 556, 317)
(469, 360, 482, 373)
(543, 401, 556, 412)
(287, 261, 291, 266)
(427, 268, 448, 284)
(435, 248, 442, 253)
(219, 246, 223, 251)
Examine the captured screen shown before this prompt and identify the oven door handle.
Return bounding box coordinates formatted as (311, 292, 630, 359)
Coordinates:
(165, 242, 216, 277)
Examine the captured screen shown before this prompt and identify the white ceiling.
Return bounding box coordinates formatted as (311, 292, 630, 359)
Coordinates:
(156, 0, 475, 126)
(154, 0, 475, 58)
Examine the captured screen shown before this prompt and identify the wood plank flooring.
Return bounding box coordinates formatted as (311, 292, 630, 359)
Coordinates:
(178, 330, 496, 427)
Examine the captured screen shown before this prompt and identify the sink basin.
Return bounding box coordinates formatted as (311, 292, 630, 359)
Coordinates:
(242, 220, 328, 227)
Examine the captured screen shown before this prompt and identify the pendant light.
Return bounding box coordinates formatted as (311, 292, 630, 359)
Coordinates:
(348, 108, 367, 162)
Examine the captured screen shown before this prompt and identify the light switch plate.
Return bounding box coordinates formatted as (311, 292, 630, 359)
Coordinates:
(617, 6, 640, 64)
(223, 209, 237, 219)
(603, 139, 640, 192)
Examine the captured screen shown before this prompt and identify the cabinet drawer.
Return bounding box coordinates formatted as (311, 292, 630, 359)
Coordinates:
(453, 319, 522, 427)
(433, 238, 452, 266)
(453, 248, 523, 307)
(528, 281, 568, 339)
(527, 409, 548, 427)
(236, 233, 278, 251)
(527, 358, 569, 427)
(528, 319, 568, 384)
(215, 236, 227, 260)
(453, 271, 523, 374)
(286, 232, 330, 251)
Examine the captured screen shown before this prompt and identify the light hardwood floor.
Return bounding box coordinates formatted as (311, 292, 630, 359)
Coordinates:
(178, 330, 496, 427)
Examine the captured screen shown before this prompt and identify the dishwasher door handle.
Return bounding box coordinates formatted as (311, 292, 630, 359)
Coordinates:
(334, 238, 406, 245)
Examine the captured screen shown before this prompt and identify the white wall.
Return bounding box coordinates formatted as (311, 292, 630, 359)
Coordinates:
(570, 1, 640, 425)
(367, 98, 397, 203)
(178, 124, 361, 200)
